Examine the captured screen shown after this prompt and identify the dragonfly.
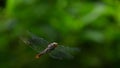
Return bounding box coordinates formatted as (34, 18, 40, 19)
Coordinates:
(20, 31, 79, 60)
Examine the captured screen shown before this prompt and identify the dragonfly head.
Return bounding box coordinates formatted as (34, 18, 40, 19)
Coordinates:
(52, 42, 58, 47)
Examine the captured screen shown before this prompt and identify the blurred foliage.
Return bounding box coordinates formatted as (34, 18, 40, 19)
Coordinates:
(0, 0, 120, 68)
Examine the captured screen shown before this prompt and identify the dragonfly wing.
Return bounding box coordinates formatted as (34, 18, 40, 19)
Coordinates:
(49, 45, 80, 60)
(20, 31, 49, 52)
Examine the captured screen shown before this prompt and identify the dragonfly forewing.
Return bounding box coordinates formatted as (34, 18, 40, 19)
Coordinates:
(20, 31, 49, 52)
(49, 45, 80, 60)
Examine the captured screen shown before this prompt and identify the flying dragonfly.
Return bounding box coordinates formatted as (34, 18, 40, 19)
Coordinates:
(20, 31, 79, 60)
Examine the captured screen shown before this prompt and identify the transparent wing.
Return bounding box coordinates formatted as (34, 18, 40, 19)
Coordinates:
(20, 31, 49, 52)
(49, 45, 80, 60)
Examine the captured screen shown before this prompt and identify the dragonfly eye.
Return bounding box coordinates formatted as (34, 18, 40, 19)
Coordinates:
(52, 42, 58, 47)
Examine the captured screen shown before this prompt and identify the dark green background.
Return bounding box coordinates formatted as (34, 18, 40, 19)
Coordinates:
(0, 0, 120, 68)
